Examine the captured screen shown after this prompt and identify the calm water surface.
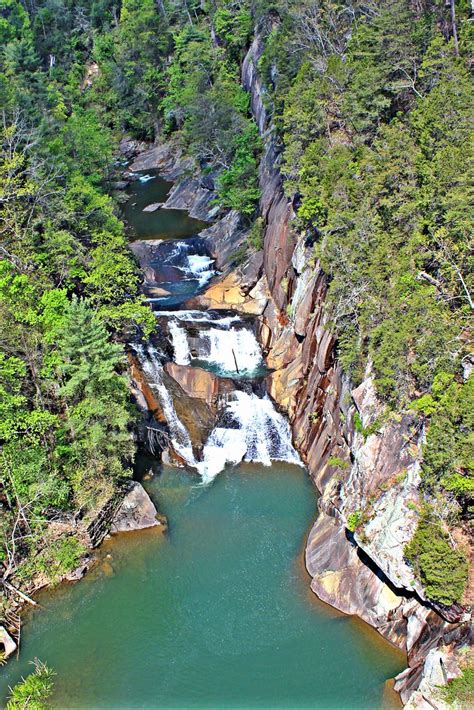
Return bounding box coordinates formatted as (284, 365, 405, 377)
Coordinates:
(122, 171, 209, 241)
(0, 464, 404, 709)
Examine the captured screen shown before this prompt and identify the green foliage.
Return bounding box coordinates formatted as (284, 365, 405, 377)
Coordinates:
(6, 659, 55, 710)
(216, 123, 261, 215)
(416, 375, 474, 503)
(347, 511, 362, 533)
(247, 216, 264, 250)
(327, 457, 349, 470)
(441, 667, 474, 705)
(17, 536, 85, 585)
(405, 513, 468, 606)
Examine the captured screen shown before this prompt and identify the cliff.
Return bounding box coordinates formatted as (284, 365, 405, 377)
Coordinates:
(238, 35, 472, 707)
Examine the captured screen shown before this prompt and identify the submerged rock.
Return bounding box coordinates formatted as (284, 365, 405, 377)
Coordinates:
(142, 202, 163, 212)
(110, 482, 161, 534)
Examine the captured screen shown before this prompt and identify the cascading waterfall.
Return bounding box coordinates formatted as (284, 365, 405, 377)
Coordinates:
(135, 237, 300, 484)
(168, 317, 263, 376)
(134, 344, 197, 467)
(169, 321, 191, 365)
(196, 392, 302, 484)
(200, 327, 263, 375)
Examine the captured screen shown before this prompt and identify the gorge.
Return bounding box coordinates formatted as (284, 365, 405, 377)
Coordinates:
(0, 152, 407, 709)
(0, 1, 471, 708)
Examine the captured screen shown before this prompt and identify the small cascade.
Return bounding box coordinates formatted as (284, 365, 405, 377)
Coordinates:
(196, 392, 301, 483)
(169, 321, 191, 365)
(183, 253, 215, 286)
(134, 344, 197, 467)
(166, 316, 263, 377)
(199, 327, 263, 375)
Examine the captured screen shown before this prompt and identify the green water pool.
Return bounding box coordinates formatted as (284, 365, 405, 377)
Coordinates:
(0, 463, 405, 709)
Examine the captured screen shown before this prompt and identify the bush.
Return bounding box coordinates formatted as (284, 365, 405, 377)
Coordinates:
(405, 514, 468, 606)
(7, 659, 55, 709)
(347, 511, 362, 532)
(441, 667, 474, 705)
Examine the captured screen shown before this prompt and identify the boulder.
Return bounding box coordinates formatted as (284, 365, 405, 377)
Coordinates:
(110, 482, 161, 534)
(164, 363, 234, 406)
(142, 202, 163, 212)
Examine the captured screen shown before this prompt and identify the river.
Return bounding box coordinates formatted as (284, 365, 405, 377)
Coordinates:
(0, 171, 405, 708)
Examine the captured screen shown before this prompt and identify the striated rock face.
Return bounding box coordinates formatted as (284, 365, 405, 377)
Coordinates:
(110, 482, 162, 534)
(239, 35, 472, 707)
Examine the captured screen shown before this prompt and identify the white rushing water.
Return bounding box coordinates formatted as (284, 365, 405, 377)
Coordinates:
(184, 253, 215, 286)
(199, 327, 263, 375)
(168, 319, 263, 376)
(169, 321, 191, 365)
(158, 311, 241, 327)
(134, 344, 300, 483)
(134, 344, 197, 466)
(196, 391, 301, 484)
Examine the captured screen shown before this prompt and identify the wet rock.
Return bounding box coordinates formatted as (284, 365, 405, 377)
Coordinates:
(110, 482, 161, 533)
(163, 175, 219, 221)
(110, 180, 130, 190)
(129, 140, 192, 179)
(128, 353, 167, 425)
(164, 363, 234, 406)
(143, 202, 163, 212)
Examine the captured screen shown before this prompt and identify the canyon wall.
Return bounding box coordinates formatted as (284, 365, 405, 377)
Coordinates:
(239, 35, 472, 707)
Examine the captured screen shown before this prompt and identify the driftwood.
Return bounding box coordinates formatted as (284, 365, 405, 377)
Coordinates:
(2, 580, 38, 607)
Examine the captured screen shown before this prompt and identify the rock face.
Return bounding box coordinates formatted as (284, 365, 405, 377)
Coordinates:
(164, 362, 234, 406)
(110, 482, 161, 534)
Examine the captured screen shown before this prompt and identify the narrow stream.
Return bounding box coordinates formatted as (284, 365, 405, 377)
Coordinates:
(0, 171, 405, 708)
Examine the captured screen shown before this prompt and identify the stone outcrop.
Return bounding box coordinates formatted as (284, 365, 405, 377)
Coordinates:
(164, 363, 234, 407)
(189, 271, 270, 315)
(110, 482, 162, 534)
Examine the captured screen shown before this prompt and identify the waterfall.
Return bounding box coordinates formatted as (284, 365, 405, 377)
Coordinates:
(200, 327, 263, 375)
(169, 321, 191, 365)
(167, 319, 263, 376)
(196, 392, 301, 483)
(134, 344, 299, 483)
(134, 344, 197, 467)
(157, 311, 241, 327)
(184, 253, 215, 286)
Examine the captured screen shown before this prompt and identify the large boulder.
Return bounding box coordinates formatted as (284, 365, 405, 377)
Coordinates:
(110, 483, 161, 534)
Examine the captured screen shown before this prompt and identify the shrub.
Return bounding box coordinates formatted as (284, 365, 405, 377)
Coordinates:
(347, 511, 362, 532)
(405, 514, 468, 606)
(441, 667, 474, 705)
(7, 659, 55, 709)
